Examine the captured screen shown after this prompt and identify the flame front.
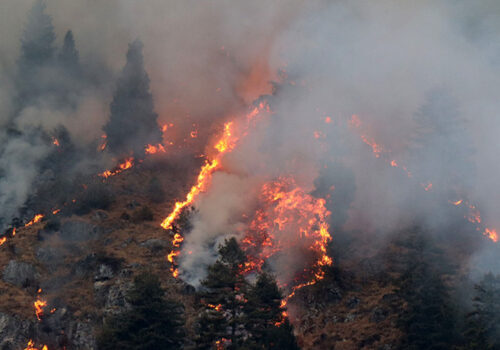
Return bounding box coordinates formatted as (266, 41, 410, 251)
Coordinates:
(242, 176, 333, 320)
(161, 103, 266, 277)
(99, 157, 134, 178)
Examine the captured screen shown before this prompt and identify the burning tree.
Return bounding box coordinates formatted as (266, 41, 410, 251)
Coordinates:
(103, 39, 162, 157)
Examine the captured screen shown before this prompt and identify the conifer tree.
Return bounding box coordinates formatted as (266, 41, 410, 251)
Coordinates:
(196, 238, 248, 349)
(59, 30, 79, 72)
(244, 272, 300, 350)
(97, 271, 185, 350)
(461, 273, 500, 349)
(103, 40, 162, 157)
(15, 0, 56, 109)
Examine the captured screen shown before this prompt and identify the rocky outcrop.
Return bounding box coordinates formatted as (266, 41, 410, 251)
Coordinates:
(3, 260, 39, 287)
(59, 220, 102, 242)
(0, 312, 31, 349)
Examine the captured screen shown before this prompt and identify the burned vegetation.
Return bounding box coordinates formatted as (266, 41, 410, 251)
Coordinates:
(0, 1, 500, 350)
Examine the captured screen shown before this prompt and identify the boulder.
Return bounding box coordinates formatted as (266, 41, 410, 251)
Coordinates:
(3, 260, 38, 287)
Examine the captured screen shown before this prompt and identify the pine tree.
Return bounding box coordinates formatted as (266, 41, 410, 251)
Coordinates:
(196, 238, 248, 349)
(409, 89, 474, 195)
(244, 272, 300, 350)
(59, 30, 79, 72)
(462, 273, 500, 349)
(97, 272, 185, 350)
(15, 0, 56, 109)
(395, 230, 459, 350)
(103, 40, 162, 157)
(19, 0, 56, 68)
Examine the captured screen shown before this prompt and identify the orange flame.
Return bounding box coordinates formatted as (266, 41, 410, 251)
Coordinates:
(24, 340, 48, 350)
(161, 103, 267, 277)
(25, 214, 44, 227)
(0, 237, 6, 246)
(145, 144, 166, 154)
(34, 295, 47, 321)
(99, 157, 134, 178)
(484, 228, 498, 242)
(52, 138, 60, 147)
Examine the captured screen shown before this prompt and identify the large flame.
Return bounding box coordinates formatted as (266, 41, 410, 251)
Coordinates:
(161, 103, 267, 277)
(241, 177, 333, 321)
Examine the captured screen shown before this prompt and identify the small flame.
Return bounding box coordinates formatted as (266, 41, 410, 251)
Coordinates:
(34, 296, 47, 321)
(25, 214, 44, 227)
(0, 237, 6, 246)
(99, 157, 134, 178)
(24, 340, 48, 350)
(52, 138, 60, 147)
(484, 228, 499, 242)
(145, 144, 166, 154)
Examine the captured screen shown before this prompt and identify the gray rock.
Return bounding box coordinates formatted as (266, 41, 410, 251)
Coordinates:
(59, 220, 101, 242)
(3, 260, 38, 287)
(94, 264, 114, 281)
(105, 280, 132, 315)
(93, 210, 108, 221)
(36, 246, 64, 272)
(0, 312, 31, 349)
(344, 313, 356, 322)
(94, 281, 110, 307)
(69, 321, 96, 350)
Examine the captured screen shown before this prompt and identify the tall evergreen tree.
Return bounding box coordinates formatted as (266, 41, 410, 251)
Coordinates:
(103, 40, 162, 157)
(461, 273, 500, 349)
(15, 0, 57, 109)
(395, 230, 459, 350)
(409, 89, 474, 195)
(196, 238, 248, 349)
(97, 272, 185, 350)
(244, 272, 300, 350)
(59, 30, 79, 72)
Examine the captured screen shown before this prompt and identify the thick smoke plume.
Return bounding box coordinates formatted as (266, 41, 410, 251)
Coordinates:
(0, 1, 499, 285)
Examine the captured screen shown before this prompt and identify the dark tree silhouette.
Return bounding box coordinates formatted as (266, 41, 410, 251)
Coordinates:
(97, 272, 185, 350)
(103, 40, 162, 157)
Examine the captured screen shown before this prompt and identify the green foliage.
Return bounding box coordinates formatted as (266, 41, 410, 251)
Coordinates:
(97, 271, 185, 350)
(196, 239, 300, 350)
(395, 230, 459, 350)
(461, 273, 500, 350)
(103, 40, 162, 157)
(244, 273, 300, 350)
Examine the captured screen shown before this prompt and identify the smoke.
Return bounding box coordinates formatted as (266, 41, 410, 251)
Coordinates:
(0, 1, 499, 283)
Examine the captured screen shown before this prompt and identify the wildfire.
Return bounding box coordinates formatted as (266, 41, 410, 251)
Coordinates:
(350, 113, 499, 243)
(484, 228, 499, 242)
(161, 103, 267, 278)
(145, 143, 166, 154)
(25, 214, 44, 227)
(99, 157, 134, 178)
(99, 134, 107, 152)
(242, 176, 332, 318)
(52, 138, 60, 147)
(34, 290, 47, 321)
(24, 340, 48, 350)
(0, 237, 6, 246)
